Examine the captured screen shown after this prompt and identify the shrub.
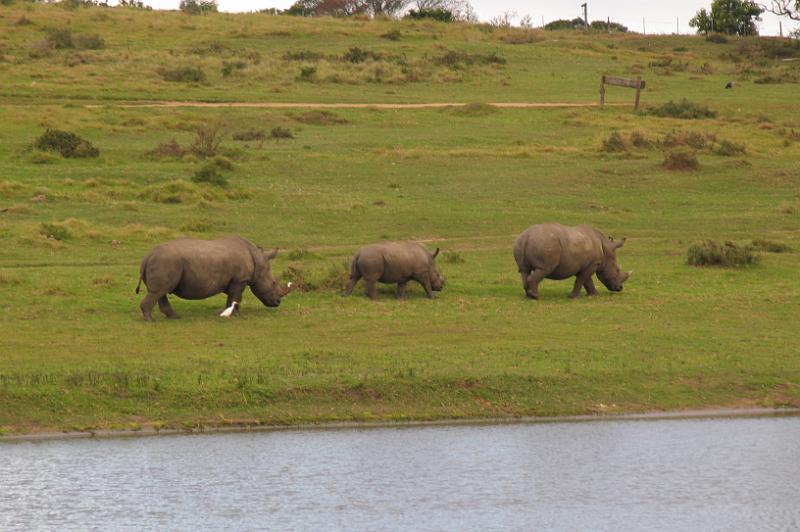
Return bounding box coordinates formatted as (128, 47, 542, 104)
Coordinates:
(645, 99, 717, 119)
(192, 163, 228, 187)
(221, 60, 246, 77)
(298, 66, 317, 81)
(705, 33, 728, 44)
(283, 50, 324, 62)
(661, 130, 707, 150)
(687, 240, 758, 267)
(343, 47, 377, 64)
(750, 239, 792, 253)
(232, 129, 265, 141)
(35, 129, 99, 158)
(714, 140, 746, 156)
(158, 66, 206, 83)
(146, 139, 186, 158)
(662, 149, 700, 171)
(434, 50, 505, 68)
(590, 19, 627, 32)
(269, 126, 294, 139)
(40, 222, 71, 241)
(380, 30, 402, 40)
(45, 28, 75, 49)
(630, 131, 653, 149)
(16, 16, 34, 26)
(405, 8, 453, 22)
(189, 124, 224, 158)
(601, 131, 628, 153)
(75, 33, 104, 50)
(544, 18, 586, 31)
(179, 0, 217, 14)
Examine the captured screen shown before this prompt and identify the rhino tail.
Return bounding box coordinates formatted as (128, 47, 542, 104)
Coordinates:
(136, 256, 148, 294)
(135, 277, 142, 294)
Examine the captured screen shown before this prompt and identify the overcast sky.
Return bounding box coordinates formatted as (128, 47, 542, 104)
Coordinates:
(141, 0, 800, 36)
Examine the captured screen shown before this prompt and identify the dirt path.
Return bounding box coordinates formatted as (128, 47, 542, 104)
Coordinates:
(99, 101, 623, 109)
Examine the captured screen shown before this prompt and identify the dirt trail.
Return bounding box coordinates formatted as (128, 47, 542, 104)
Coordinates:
(99, 101, 624, 110)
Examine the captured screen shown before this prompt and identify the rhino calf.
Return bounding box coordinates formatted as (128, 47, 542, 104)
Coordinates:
(513, 223, 631, 300)
(343, 241, 444, 299)
(136, 236, 292, 320)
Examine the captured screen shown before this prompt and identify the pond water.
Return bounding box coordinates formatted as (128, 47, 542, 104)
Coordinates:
(2, 415, 799, 531)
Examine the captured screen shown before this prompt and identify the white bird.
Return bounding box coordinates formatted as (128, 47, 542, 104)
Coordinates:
(287, 282, 293, 289)
(219, 301, 238, 318)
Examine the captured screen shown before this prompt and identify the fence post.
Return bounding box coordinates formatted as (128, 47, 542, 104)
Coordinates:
(634, 76, 642, 110)
(600, 76, 606, 108)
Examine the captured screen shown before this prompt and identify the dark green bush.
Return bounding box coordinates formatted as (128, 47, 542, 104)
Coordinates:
(158, 66, 206, 83)
(46, 28, 75, 49)
(750, 239, 792, 253)
(298, 66, 317, 81)
(405, 8, 453, 22)
(192, 163, 228, 187)
(283, 50, 324, 62)
(645, 99, 717, 119)
(688, 240, 758, 267)
(35, 129, 99, 158)
(40, 222, 71, 241)
(232, 129, 266, 141)
(269, 126, 294, 139)
(221, 60, 246, 77)
(179, 0, 217, 14)
(380, 30, 402, 40)
(147, 139, 186, 158)
(705, 33, 728, 44)
(601, 131, 627, 153)
(544, 18, 586, 30)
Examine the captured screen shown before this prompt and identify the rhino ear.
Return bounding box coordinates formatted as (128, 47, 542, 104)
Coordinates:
(432, 247, 440, 259)
(264, 248, 278, 261)
(613, 237, 627, 250)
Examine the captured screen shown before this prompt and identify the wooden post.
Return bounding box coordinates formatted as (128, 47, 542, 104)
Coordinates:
(634, 76, 642, 110)
(600, 75, 606, 108)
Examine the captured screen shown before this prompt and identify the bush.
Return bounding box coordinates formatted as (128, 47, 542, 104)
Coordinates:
(601, 131, 627, 153)
(269, 126, 294, 139)
(705, 33, 728, 44)
(688, 240, 758, 267)
(645, 99, 717, 119)
(46, 28, 75, 49)
(159, 66, 206, 83)
(662, 149, 700, 171)
(380, 30, 402, 40)
(283, 50, 324, 62)
(661, 130, 707, 150)
(434, 50, 506, 68)
(40, 222, 71, 241)
(298, 66, 317, 81)
(179, 0, 217, 14)
(147, 139, 186, 158)
(630, 131, 653, 149)
(750, 239, 792, 253)
(75, 33, 104, 50)
(232, 129, 265, 141)
(16, 16, 34, 26)
(405, 8, 454, 22)
(190, 125, 224, 158)
(590, 20, 628, 32)
(544, 18, 586, 31)
(221, 60, 246, 77)
(714, 140, 746, 156)
(293, 111, 348, 125)
(192, 163, 228, 187)
(35, 129, 99, 158)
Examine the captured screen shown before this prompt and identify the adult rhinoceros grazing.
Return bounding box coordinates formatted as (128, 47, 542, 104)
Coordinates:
(136, 237, 292, 320)
(343, 241, 444, 299)
(513, 223, 631, 300)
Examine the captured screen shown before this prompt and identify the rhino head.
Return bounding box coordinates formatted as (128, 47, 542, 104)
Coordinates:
(596, 237, 632, 292)
(250, 249, 294, 307)
(429, 247, 445, 291)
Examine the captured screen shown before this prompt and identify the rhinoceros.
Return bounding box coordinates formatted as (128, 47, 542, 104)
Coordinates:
(136, 236, 292, 320)
(513, 223, 631, 299)
(343, 241, 445, 299)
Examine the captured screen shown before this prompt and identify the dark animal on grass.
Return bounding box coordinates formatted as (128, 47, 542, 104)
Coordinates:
(343, 241, 445, 299)
(513, 223, 631, 299)
(136, 237, 293, 320)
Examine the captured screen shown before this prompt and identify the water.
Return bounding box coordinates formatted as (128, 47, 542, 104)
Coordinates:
(2, 416, 799, 531)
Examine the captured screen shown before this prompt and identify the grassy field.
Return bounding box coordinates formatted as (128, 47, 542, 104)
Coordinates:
(1, 3, 799, 435)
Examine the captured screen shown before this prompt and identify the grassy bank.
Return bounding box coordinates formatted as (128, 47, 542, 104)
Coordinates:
(1, 4, 799, 434)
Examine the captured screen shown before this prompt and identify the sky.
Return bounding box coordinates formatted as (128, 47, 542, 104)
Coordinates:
(139, 0, 800, 36)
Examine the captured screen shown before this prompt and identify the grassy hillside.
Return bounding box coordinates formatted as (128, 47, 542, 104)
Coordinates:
(1, 4, 799, 434)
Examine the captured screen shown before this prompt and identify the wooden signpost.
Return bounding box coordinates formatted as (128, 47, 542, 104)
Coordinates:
(600, 75, 646, 110)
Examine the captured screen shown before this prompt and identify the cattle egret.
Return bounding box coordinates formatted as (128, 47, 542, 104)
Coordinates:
(219, 301, 238, 318)
(288, 282, 293, 288)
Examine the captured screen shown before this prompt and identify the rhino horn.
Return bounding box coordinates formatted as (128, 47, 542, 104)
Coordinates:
(265, 248, 278, 260)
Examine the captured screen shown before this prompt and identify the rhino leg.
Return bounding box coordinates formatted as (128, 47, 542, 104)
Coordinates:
(569, 268, 597, 299)
(418, 274, 434, 299)
(140, 292, 160, 321)
(396, 282, 407, 299)
(225, 283, 246, 315)
(158, 295, 179, 319)
(525, 270, 547, 300)
(364, 279, 378, 299)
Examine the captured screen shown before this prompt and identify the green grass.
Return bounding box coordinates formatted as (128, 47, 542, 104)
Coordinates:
(0, 4, 799, 434)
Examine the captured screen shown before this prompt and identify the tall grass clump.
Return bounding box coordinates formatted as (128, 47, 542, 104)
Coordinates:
(662, 149, 699, 171)
(34, 129, 99, 158)
(645, 99, 717, 119)
(750, 239, 792, 253)
(158, 66, 206, 83)
(688, 240, 758, 267)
